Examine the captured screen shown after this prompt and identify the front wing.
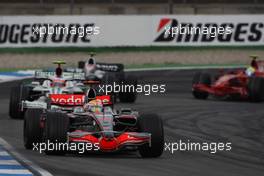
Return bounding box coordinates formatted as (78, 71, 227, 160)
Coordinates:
(193, 84, 248, 98)
(68, 131, 151, 151)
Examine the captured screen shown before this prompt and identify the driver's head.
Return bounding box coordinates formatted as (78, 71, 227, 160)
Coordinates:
(246, 66, 256, 76)
(55, 67, 62, 77)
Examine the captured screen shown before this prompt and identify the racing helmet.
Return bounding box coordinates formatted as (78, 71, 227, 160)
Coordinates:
(65, 81, 74, 88)
(84, 99, 103, 113)
(246, 66, 256, 76)
(42, 80, 52, 88)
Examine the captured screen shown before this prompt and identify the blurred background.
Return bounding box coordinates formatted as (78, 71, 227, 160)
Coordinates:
(0, 0, 263, 69)
(1, 0, 264, 15)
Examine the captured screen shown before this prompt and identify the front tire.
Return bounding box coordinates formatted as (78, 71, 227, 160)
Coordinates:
(137, 114, 164, 158)
(78, 61, 85, 69)
(192, 72, 211, 100)
(44, 111, 69, 155)
(24, 109, 43, 149)
(248, 76, 264, 102)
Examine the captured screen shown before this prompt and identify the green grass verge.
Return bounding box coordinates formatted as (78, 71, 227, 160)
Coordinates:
(0, 63, 247, 72)
(0, 68, 24, 72)
(0, 46, 264, 54)
(126, 63, 246, 69)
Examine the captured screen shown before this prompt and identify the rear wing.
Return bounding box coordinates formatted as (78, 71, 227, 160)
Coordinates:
(96, 63, 124, 72)
(35, 71, 85, 80)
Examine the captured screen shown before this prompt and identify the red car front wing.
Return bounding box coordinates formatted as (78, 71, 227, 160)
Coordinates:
(68, 131, 151, 151)
(193, 84, 248, 98)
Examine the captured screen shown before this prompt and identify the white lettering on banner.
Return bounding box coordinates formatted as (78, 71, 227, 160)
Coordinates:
(0, 15, 264, 47)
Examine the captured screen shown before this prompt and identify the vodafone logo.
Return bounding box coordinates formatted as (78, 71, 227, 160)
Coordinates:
(50, 94, 85, 106)
(49, 94, 112, 106)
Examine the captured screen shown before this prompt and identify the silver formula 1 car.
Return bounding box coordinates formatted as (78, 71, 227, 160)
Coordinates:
(23, 88, 164, 158)
(78, 53, 138, 103)
(9, 61, 86, 119)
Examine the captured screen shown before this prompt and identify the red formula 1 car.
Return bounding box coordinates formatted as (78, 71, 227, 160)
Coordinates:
(192, 56, 264, 102)
(23, 88, 164, 158)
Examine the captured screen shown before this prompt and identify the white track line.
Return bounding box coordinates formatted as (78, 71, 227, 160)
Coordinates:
(0, 169, 32, 175)
(0, 145, 33, 176)
(0, 151, 9, 156)
(0, 160, 20, 165)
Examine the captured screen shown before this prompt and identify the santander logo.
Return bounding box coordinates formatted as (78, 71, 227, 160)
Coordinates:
(50, 94, 85, 106)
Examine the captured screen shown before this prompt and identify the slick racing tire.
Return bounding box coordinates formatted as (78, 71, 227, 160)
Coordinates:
(9, 85, 31, 119)
(248, 76, 264, 102)
(192, 72, 211, 100)
(24, 109, 43, 150)
(137, 114, 164, 158)
(119, 75, 138, 103)
(44, 111, 69, 155)
(78, 61, 85, 69)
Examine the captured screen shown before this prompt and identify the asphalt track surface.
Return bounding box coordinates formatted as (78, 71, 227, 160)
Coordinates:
(1, 69, 264, 176)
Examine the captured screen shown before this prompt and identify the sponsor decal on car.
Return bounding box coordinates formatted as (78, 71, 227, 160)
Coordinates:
(50, 94, 85, 106)
(96, 63, 123, 72)
(49, 94, 111, 106)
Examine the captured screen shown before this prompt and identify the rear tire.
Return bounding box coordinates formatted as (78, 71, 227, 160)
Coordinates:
(192, 72, 211, 100)
(9, 85, 30, 119)
(9, 86, 20, 119)
(119, 75, 137, 103)
(44, 111, 69, 155)
(248, 76, 264, 102)
(24, 109, 43, 149)
(137, 114, 164, 158)
(78, 61, 85, 69)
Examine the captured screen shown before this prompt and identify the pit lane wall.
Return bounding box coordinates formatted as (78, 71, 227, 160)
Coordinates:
(0, 15, 264, 47)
